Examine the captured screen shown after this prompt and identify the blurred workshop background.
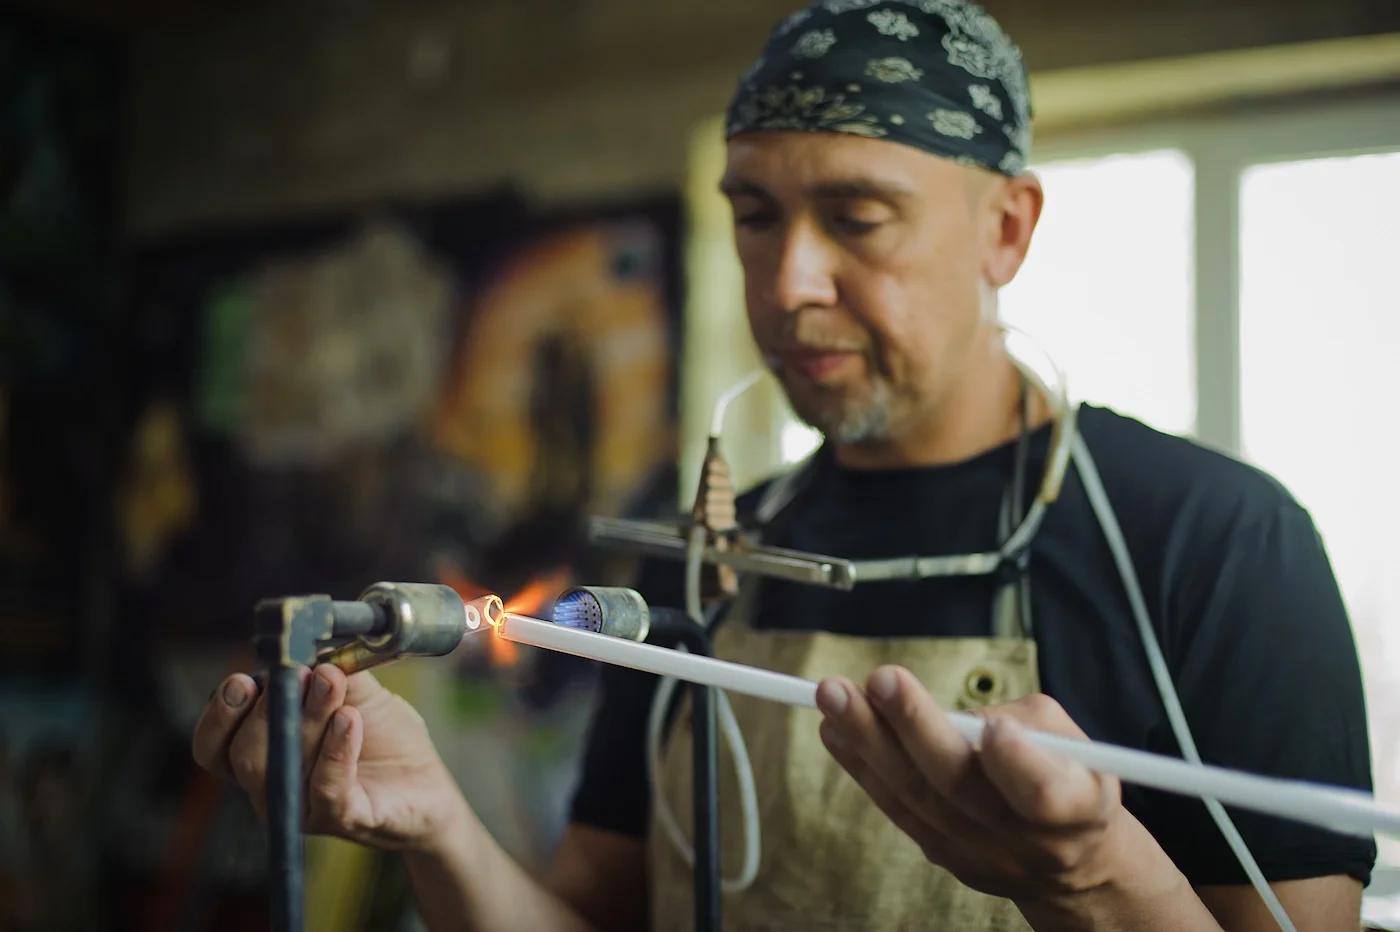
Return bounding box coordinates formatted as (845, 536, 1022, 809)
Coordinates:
(1, 0, 1399, 928)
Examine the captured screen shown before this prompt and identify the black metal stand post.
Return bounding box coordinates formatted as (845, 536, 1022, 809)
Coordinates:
(253, 595, 385, 932)
(264, 664, 303, 932)
(648, 608, 720, 932)
(689, 661, 720, 932)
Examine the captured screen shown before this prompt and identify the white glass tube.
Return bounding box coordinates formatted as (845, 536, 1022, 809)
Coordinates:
(500, 613, 816, 707)
(497, 611, 1400, 842)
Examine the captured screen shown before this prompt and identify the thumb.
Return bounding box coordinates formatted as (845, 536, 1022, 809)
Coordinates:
(307, 706, 364, 832)
(342, 669, 388, 705)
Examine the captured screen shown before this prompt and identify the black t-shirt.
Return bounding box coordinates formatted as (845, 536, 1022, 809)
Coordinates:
(569, 404, 1377, 886)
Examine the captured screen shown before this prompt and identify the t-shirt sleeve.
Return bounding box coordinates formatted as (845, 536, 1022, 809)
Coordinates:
(566, 556, 681, 838)
(1141, 503, 1377, 886)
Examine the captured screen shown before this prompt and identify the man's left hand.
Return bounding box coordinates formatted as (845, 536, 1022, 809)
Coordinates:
(814, 665, 1146, 907)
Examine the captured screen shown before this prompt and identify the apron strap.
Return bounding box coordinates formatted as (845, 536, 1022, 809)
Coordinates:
(992, 484, 1032, 638)
(994, 376, 1035, 638)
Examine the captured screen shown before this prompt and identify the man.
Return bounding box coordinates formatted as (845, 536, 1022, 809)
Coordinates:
(191, 2, 1377, 930)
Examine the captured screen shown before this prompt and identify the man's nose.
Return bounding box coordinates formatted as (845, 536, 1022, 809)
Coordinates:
(770, 221, 838, 313)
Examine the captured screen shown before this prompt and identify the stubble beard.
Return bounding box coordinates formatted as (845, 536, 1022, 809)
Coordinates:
(783, 371, 911, 446)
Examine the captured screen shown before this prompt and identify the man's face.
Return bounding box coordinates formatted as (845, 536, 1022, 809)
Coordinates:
(722, 131, 1025, 445)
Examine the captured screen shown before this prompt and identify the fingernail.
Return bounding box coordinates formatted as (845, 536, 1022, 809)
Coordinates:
(820, 721, 845, 750)
(332, 711, 351, 736)
(313, 671, 332, 700)
(869, 667, 898, 702)
(222, 680, 248, 709)
(816, 680, 848, 715)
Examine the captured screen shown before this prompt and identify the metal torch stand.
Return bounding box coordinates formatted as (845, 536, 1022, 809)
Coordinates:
(253, 595, 384, 932)
(251, 591, 722, 932)
(252, 598, 331, 932)
(263, 664, 304, 932)
(648, 607, 721, 932)
(688, 639, 720, 932)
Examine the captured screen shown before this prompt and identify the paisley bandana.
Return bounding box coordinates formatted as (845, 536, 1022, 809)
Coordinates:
(725, 0, 1033, 175)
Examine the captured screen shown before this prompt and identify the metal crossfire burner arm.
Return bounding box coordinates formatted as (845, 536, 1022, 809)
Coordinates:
(587, 516, 857, 590)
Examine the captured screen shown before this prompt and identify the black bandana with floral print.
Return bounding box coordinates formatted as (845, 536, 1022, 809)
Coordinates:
(725, 0, 1033, 176)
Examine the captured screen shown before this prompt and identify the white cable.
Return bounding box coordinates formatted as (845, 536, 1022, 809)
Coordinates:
(655, 339, 1289, 919)
(1006, 325, 1291, 929)
(1073, 433, 1297, 932)
(710, 370, 765, 437)
(649, 369, 770, 892)
(647, 665, 762, 891)
(646, 519, 762, 891)
(690, 373, 768, 889)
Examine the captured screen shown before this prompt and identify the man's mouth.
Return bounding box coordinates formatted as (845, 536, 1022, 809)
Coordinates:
(778, 347, 863, 383)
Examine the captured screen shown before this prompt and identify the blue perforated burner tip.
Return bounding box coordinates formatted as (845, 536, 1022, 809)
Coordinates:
(552, 590, 603, 632)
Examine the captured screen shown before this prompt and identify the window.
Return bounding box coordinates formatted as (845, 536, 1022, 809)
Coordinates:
(781, 419, 822, 464)
(1238, 149, 1400, 863)
(999, 149, 1197, 437)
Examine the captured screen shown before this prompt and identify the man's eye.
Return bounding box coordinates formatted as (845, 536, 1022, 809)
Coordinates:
(736, 212, 778, 230)
(836, 217, 882, 235)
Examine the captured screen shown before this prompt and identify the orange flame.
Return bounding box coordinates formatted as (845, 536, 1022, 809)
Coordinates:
(504, 567, 572, 616)
(436, 560, 490, 603)
(436, 561, 572, 668)
(494, 568, 572, 667)
(489, 623, 519, 667)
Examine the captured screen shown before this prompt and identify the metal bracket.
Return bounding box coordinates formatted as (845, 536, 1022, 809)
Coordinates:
(587, 516, 857, 590)
(253, 595, 336, 669)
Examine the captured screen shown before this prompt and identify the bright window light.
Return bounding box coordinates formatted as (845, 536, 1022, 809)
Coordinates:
(1238, 149, 1400, 862)
(781, 419, 822, 464)
(1000, 149, 1197, 437)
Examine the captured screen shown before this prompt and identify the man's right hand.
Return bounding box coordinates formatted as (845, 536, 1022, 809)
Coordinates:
(192, 663, 465, 853)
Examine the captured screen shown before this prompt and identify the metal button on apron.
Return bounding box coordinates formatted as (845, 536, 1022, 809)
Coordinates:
(962, 667, 1000, 707)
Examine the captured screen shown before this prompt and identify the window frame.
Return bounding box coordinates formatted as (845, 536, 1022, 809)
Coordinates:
(1024, 95, 1400, 455)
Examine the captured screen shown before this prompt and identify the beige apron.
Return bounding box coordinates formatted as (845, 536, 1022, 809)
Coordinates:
(648, 575, 1041, 932)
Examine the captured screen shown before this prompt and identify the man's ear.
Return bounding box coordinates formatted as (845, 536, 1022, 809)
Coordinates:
(983, 173, 1044, 289)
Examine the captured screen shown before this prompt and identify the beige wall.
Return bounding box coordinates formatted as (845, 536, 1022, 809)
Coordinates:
(124, 0, 1400, 238)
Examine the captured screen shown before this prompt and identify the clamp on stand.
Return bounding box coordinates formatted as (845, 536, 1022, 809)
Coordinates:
(588, 515, 857, 591)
